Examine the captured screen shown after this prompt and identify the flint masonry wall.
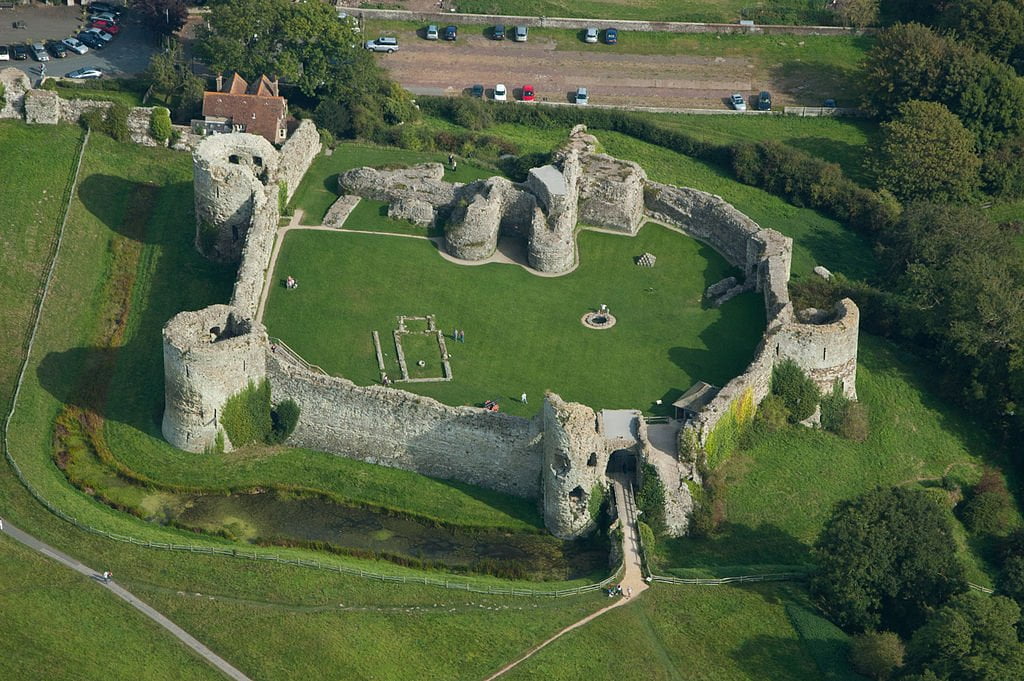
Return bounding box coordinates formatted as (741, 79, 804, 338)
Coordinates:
(267, 352, 544, 497)
(276, 119, 321, 202)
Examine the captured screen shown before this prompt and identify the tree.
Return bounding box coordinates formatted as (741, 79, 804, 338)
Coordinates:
(149, 106, 173, 143)
(771, 359, 819, 423)
(849, 631, 905, 680)
(145, 41, 205, 121)
(134, 0, 188, 37)
(862, 23, 951, 117)
(907, 592, 1024, 681)
(997, 554, 1024, 607)
(872, 100, 980, 202)
(811, 487, 966, 634)
(834, 0, 880, 28)
(939, 0, 1024, 64)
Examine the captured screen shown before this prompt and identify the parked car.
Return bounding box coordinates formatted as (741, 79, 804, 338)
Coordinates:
(47, 41, 67, 58)
(0, 46, 9, 61)
(493, 83, 507, 101)
(470, 83, 484, 98)
(757, 90, 772, 111)
(730, 93, 746, 111)
(11, 44, 29, 60)
(364, 36, 398, 53)
(823, 98, 837, 108)
(62, 37, 89, 55)
(492, 24, 505, 40)
(575, 87, 589, 105)
(584, 27, 598, 43)
(444, 25, 457, 41)
(513, 25, 528, 42)
(425, 24, 438, 40)
(78, 32, 106, 50)
(88, 11, 118, 24)
(30, 43, 49, 61)
(88, 2, 122, 17)
(66, 67, 103, 79)
(84, 28, 115, 43)
(605, 27, 618, 44)
(91, 20, 121, 35)
(521, 84, 535, 102)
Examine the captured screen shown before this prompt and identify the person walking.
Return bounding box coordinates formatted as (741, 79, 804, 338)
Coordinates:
(0, 517, 4, 531)
(520, 392, 528, 404)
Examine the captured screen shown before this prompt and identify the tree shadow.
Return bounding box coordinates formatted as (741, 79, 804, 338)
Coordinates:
(658, 522, 812, 575)
(731, 634, 829, 681)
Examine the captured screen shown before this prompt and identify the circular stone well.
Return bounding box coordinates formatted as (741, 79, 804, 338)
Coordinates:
(581, 311, 617, 329)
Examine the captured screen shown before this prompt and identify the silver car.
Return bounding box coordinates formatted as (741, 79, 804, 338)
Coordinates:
(31, 43, 49, 61)
(365, 36, 399, 53)
(584, 27, 598, 43)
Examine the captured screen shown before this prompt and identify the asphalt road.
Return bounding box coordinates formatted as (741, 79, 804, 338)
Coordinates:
(1, 4, 157, 80)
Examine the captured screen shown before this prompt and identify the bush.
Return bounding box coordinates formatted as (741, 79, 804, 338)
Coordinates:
(80, 108, 107, 134)
(269, 399, 300, 444)
(772, 359, 820, 423)
(105, 102, 131, 142)
(959, 469, 1014, 535)
(820, 382, 849, 432)
(318, 127, 336, 150)
(220, 380, 272, 447)
(635, 462, 667, 536)
(849, 631, 905, 680)
(997, 554, 1024, 607)
(754, 393, 790, 433)
(149, 106, 172, 143)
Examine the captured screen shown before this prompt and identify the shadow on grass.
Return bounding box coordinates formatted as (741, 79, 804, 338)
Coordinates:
(77, 175, 191, 243)
(656, 522, 812, 576)
(797, 222, 879, 282)
(785, 136, 868, 185)
(731, 634, 818, 679)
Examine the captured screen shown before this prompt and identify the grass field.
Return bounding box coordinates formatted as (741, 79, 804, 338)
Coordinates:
(454, 0, 827, 24)
(0, 533, 225, 681)
(500, 583, 864, 681)
(263, 223, 765, 417)
(288, 142, 500, 225)
(656, 335, 1000, 582)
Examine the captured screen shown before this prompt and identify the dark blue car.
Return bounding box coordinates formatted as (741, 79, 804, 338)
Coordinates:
(605, 27, 618, 44)
(444, 25, 457, 41)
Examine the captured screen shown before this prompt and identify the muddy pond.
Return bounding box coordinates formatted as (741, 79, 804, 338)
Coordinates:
(173, 491, 608, 580)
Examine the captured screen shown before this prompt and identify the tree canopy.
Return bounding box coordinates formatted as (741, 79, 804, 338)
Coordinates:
(907, 592, 1024, 681)
(811, 486, 966, 634)
(134, 0, 188, 37)
(872, 100, 980, 202)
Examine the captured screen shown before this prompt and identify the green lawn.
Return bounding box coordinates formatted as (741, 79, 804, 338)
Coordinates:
(263, 223, 765, 418)
(0, 534, 225, 681)
(342, 197, 431, 235)
(51, 85, 145, 107)
(454, 0, 827, 24)
(501, 584, 863, 681)
(289, 142, 500, 225)
(656, 335, 998, 581)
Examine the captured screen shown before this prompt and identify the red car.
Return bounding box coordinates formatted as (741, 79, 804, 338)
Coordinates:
(521, 85, 535, 102)
(91, 20, 121, 34)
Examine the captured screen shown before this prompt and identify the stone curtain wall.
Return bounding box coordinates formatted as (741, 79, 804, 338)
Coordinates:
(231, 185, 280, 318)
(267, 353, 544, 498)
(276, 119, 321, 202)
(0, 68, 31, 120)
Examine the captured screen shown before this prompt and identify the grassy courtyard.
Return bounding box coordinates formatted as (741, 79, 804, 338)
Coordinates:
(263, 223, 765, 417)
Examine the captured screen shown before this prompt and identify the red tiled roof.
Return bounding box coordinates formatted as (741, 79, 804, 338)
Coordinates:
(204, 72, 287, 144)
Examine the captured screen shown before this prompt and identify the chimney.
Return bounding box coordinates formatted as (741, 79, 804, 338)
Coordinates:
(216, 74, 223, 92)
(271, 77, 279, 97)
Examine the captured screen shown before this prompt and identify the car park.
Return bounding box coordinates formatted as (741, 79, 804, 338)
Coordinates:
(521, 85, 535, 101)
(757, 90, 772, 111)
(66, 67, 103, 79)
(47, 41, 67, 58)
(444, 25, 457, 41)
(513, 25, 528, 42)
(605, 27, 618, 44)
(730, 93, 746, 111)
(425, 25, 438, 40)
(584, 27, 598, 43)
(11, 44, 29, 60)
(78, 32, 106, 50)
(30, 43, 49, 61)
(492, 24, 505, 40)
(62, 38, 88, 55)
(0, 46, 8, 61)
(84, 28, 115, 43)
(493, 83, 507, 101)
(364, 36, 398, 53)
(470, 83, 483, 98)
(575, 87, 589, 105)
(91, 20, 121, 35)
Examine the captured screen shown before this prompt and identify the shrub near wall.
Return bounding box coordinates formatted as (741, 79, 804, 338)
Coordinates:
(220, 379, 272, 447)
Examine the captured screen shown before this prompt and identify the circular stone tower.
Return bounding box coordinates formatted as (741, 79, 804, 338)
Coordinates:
(161, 305, 268, 452)
(193, 133, 279, 261)
(776, 298, 860, 399)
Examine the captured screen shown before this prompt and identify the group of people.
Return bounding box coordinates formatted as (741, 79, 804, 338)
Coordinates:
(285, 275, 298, 289)
(448, 154, 458, 171)
(451, 329, 465, 343)
(606, 583, 632, 599)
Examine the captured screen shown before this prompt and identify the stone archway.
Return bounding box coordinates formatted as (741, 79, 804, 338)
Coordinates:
(606, 449, 637, 480)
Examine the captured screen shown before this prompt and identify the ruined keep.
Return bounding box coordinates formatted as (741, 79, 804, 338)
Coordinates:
(163, 124, 860, 541)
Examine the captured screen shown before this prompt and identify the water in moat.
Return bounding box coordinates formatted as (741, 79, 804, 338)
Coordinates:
(174, 491, 608, 580)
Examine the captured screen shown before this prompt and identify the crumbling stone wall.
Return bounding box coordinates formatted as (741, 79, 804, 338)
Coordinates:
(162, 305, 268, 452)
(276, 119, 321, 202)
(267, 353, 543, 498)
(230, 184, 280, 318)
(445, 177, 537, 261)
(0, 68, 31, 120)
(24, 89, 59, 125)
(578, 153, 647, 234)
(338, 163, 457, 209)
(775, 299, 859, 398)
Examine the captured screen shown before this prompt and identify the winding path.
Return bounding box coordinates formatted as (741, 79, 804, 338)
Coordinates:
(0, 519, 253, 681)
(482, 477, 649, 680)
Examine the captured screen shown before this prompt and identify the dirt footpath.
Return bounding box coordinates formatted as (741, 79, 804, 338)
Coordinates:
(377, 32, 770, 109)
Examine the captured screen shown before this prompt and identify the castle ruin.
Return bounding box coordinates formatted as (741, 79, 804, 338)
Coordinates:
(161, 124, 860, 541)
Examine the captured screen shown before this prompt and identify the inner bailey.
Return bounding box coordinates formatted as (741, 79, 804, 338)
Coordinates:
(163, 123, 860, 540)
